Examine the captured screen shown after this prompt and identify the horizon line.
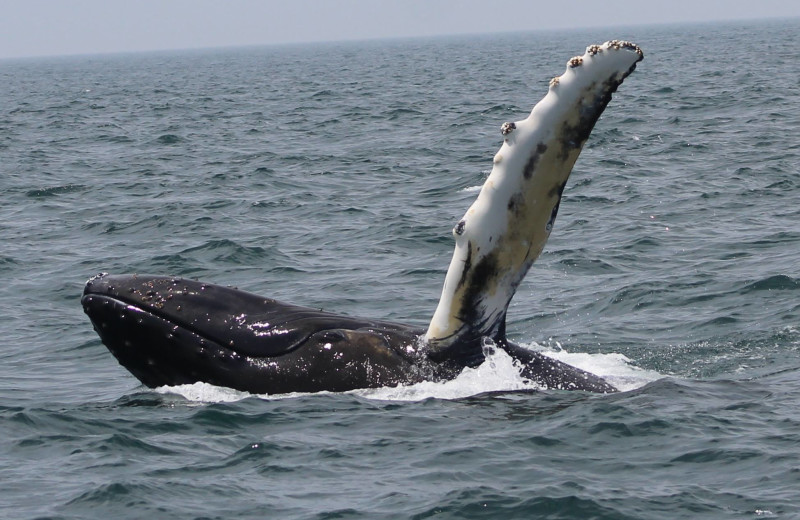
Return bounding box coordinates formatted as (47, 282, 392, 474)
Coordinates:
(1, 14, 795, 62)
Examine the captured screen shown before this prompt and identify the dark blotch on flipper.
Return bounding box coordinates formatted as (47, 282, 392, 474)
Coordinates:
(545, 181, 568, 233)
(507, 193, 524, 215)
(557, 75, 623, 160)
(457, 251, 500, 333)
(454, 219, 466, 236)
(555, 44, 642, 160)
(455, 243, 473, 290)
(523, 143, 548, 179)
(548, 180, 567, 199)
(430, 248, 502, 365)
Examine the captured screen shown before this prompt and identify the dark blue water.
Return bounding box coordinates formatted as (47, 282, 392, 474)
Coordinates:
(2, 18, 799, 519)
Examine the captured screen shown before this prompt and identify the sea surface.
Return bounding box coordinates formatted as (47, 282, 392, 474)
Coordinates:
(2, 18, 799, 519)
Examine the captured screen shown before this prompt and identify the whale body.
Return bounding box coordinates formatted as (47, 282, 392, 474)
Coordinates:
(82, 274, 616, 393)
(82, 41, 643, 395)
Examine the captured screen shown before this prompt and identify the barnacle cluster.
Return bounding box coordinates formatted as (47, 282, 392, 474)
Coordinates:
(568, 56, 584, 68)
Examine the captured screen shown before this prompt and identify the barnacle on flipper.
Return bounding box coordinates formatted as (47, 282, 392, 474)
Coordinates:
(606, 40, 643, 59)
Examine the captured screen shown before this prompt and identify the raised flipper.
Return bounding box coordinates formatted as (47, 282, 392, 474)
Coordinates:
(426, 41, 643, 355)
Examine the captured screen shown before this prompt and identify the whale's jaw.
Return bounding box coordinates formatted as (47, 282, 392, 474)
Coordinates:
(81, 291, 238, 389)
(425, 41, 643, 352)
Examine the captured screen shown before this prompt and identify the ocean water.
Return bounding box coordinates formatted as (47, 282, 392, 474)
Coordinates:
(2, 18, 799, 519)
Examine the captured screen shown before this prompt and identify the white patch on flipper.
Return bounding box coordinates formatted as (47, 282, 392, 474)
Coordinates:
(426, 41, 643, 350)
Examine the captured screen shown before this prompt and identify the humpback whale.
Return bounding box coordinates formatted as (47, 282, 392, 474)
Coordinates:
(82, 41, 643, 395)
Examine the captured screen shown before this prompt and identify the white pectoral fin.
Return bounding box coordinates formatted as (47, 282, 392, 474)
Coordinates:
(425, 41, 643, 354)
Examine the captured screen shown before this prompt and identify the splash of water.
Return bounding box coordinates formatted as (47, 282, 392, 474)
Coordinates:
(156, 344, 659, 403)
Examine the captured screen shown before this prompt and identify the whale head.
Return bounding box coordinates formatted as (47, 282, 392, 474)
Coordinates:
(81, 273, 438, 393)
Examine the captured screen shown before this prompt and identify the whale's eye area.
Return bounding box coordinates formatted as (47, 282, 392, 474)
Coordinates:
(319, 330, 347, 343)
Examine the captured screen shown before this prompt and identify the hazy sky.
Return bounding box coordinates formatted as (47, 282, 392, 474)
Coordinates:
(2, 0, 799, 60)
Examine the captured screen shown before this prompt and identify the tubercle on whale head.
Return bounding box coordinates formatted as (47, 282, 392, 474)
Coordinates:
(424, 40, 643, 354)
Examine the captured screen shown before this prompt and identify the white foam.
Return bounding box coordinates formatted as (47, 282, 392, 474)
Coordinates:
(524, 342, 662, 393)
(354, 347, 542, 401)
(153, 344, 658, 403)
(155, 381, 336, 403)
(154, 382, 252, 402)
